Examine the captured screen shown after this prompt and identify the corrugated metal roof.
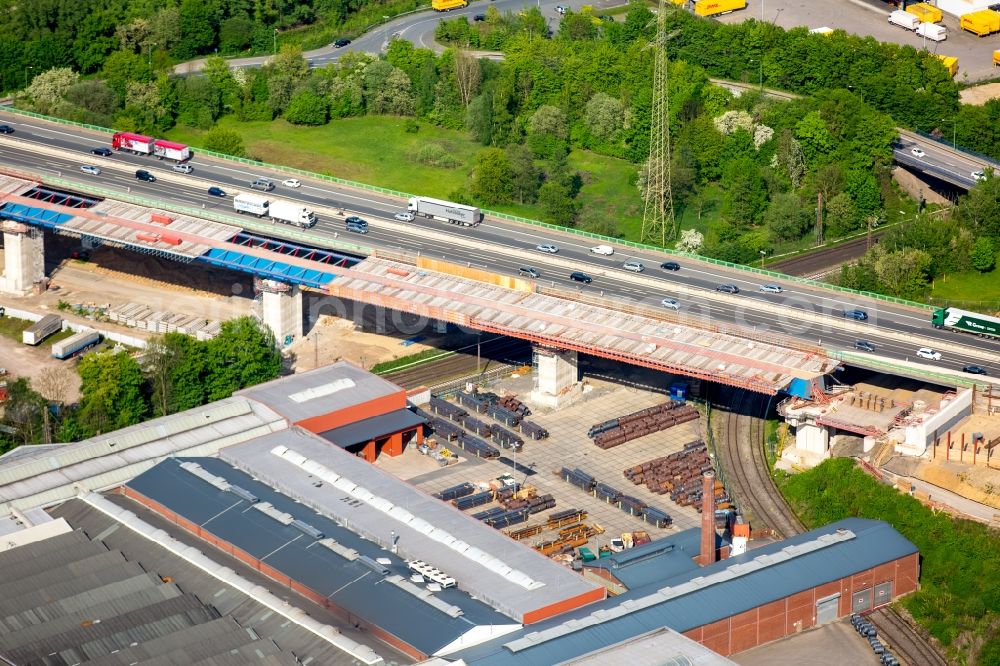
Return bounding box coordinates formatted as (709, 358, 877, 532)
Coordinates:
(237, 361, 404, 423)
(50, 497, 397, 665)
(559, 626, 736, 665)
(319, 408, 425, 447)
(453, 518, 917, 666)
(584, 528, 703, 590)
(0, 398, 285, 513)
(125, 455, 517, 656)
(220, 429, 602, 623)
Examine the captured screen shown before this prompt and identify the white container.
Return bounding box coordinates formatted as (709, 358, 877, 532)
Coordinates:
(916, 22, 947, 41)
(889, 10, 920, 30)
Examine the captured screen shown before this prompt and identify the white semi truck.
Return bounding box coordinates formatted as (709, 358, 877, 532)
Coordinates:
(407, 196, 482, 226)
(232, 193, 316, 228)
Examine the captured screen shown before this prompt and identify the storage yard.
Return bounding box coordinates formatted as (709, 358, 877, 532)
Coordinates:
(376, 378, 710, 557)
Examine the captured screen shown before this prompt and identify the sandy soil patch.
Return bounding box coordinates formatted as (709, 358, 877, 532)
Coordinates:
(960, 82, 1000, 105)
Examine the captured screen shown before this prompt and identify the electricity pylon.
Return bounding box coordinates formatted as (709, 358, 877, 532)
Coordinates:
(641, 0, 677, 247)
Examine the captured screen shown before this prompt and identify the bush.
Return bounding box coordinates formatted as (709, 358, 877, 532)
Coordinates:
(415, 143, 462, 168)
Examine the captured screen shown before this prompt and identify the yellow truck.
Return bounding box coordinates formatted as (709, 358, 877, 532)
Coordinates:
(694, 0, 746, 17)
(936, 54, 959, 77)
(432, 0, 467, 10)
(906, 2, 942, 24)
(960, 9, 1000, 37)
(994, 50, 1000, 67)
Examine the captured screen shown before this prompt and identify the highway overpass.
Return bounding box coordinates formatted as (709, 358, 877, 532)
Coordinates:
(0, 117, 998, 384)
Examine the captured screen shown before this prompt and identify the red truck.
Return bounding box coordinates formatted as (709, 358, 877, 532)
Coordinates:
(111, 132, 192, 162)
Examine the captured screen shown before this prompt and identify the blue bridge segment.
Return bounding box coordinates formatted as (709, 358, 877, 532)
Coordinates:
(0, 203, 76, 228)
(199, 247, 338, 289)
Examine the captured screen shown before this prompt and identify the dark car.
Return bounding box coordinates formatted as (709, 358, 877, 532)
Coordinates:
(207, 186, 226, 197)
(91, 147, 113, 156)
(570, 271, 592, 284)
(473, 13, 486, 20)
(716, 284, 739, 294)
(345, 216, 369, 233)
(0, 124, 13, 134)
(963, 365, 988, 375)
(843, 309, 868, 321)
(660, 261, 681, 271)
(135, 169, 156, 182)
(333, 38, 351, 48)
(518, 266, 540, 278)
(854, 340, 876, 352)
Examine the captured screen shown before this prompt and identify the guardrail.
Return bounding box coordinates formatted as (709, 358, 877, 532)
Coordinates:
(912, 129, 1000, 169)
(0, 107, 938, 310)
(828, 350, 990, 389)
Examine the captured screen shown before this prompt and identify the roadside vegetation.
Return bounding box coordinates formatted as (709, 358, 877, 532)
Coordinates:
(778, 458, 1000, 666)
(0, 317, 281, 451)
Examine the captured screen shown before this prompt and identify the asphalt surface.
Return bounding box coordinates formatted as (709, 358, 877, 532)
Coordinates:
(1, 116, 999, 379)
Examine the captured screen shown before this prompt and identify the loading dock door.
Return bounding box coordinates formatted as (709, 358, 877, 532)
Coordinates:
(816, 593, 841, 624)
(852, 588, 873, 614)
(874, 581, 893, 608)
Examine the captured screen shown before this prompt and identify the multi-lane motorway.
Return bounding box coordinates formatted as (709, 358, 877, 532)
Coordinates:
(1, 116, 999, 378)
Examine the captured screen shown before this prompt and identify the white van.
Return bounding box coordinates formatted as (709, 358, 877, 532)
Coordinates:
(888, 10, 920, 31)
(916, 22, 947, 41)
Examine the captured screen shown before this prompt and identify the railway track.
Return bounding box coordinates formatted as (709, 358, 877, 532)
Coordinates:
(715, 388, 804, 538)
(768, 232, 886, 277)
(383, 337, 530, 389)
(869, 607, 948, 666)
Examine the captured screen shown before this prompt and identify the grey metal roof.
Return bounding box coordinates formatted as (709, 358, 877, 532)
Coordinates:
(220, 428, 603, 624)
(125, 455, 517, 656)
(584, 527, 708, 590)
(0, 397, 285, 513)
(319, 408, 425, 447)
(559, 626, 737, 665)
(49, 497, 399, 666)
(237, 361, 404, 424)
(452, 518, 918, 666)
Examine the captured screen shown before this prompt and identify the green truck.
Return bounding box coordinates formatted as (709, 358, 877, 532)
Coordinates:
(932, 307, 1000, 338)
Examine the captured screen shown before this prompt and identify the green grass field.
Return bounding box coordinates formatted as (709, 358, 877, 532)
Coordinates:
(167, 116, 646, 241)
(929, 268, 1000, 311)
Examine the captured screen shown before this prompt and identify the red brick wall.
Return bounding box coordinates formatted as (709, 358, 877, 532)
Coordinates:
(296, 392, 405, 433)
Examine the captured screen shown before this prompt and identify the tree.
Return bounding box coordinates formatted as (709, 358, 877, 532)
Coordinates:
(794, 111, 833, 164)
(203, 127, 247, 157)
(76, 351, 149, 436)
(0, 378, 49, 447)
(871, 246, 932, 299)
(559, 11, 597, 41)
(204, 317, 281, 402)
(970, 237, 996, 272)
(34, 367, 74, 406)
(773, 129, 805, 189)
(175, 76, 221, 128)
(24, 67, 79, 114)
(453, 50, 482, 108)
(101, 50, 151, 102)
(507, 144, 541, 204)
(363, 61, 414, 115)
(466, 89, 494, 145)
(144, 332, 208, 416)
(174, 0, 217, 59)
(65, 80, 119, 119)
(329, 76, 365, 118)
(677, 229, 705, 254)
(584, 93, 624, 141)
(721, 156, 767, 228)
(285, 89, 329, 125)
(825, 192, 857, 238)
(764, 193, 810, 243)
(219, 15, 253, 54)
(539, 180, 577, 226)
(528, 105, 568, 158)
(471, 148, 513, 204)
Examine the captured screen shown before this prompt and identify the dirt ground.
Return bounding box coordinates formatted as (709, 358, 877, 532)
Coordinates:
(919, 456, 1000, 510)
(0, 336, 82, 403)
(959, 82, 1000, 105)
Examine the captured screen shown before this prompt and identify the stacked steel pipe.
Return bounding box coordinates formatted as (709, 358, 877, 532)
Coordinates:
(590, 403, 699, 449)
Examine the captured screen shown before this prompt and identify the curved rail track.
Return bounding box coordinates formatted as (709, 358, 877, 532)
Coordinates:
(869, 608, 949, 666)
(715, 388, 804, 538)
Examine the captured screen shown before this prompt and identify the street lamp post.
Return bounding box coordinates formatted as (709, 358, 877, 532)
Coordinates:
(273, 28, 278, 55)
(749, 58, 763, 91)
(941, 118, 956, 148)
(382, 15, 390, 52)
(147, 42, 157, 68)
(23, 66, 33, 88)
(759, 250, 767, 267)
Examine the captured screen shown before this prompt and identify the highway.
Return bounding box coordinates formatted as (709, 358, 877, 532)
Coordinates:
(1, 116, 999, 380)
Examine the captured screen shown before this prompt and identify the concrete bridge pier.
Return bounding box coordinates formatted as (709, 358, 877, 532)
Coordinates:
(531, 346, 581, 408)
(1, 222, 45, 294)
(259, 280, 303, 345)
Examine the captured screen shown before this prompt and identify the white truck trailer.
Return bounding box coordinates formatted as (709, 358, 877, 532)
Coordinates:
(889, 10, 920, 30)
(407, 196, 482, 226)
(22, 314, 63, 345)
(233, 193, 270, 217)
(52, 330, 100, 359)
(916, 22, 947, 41)
(269, 200, 317, 228)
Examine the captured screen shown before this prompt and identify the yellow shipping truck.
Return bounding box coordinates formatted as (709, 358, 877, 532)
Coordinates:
(960, 9, 1000, 37)
(994, 50, 1000, 67)
(694, 0, 746, 17)
(936, 55, 959, 76)
(906, 2, 942, 24)
(432, 0, 467, 10)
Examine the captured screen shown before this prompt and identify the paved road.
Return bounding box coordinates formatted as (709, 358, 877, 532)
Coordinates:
(2, 117, 999, 380)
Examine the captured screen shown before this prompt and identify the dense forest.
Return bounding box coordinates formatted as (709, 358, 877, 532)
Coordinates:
(5, 1, 999, 301)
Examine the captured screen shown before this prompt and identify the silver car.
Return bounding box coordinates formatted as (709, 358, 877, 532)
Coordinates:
(80, 165, 101, 175)
(661, 298, 680, 311)
(759, 284, 783, 294)
(623, 260, 645, 273)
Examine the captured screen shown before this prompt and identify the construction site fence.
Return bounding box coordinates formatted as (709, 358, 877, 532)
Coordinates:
(428, 364, 517, 396)
(1, 107, 939, 311)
